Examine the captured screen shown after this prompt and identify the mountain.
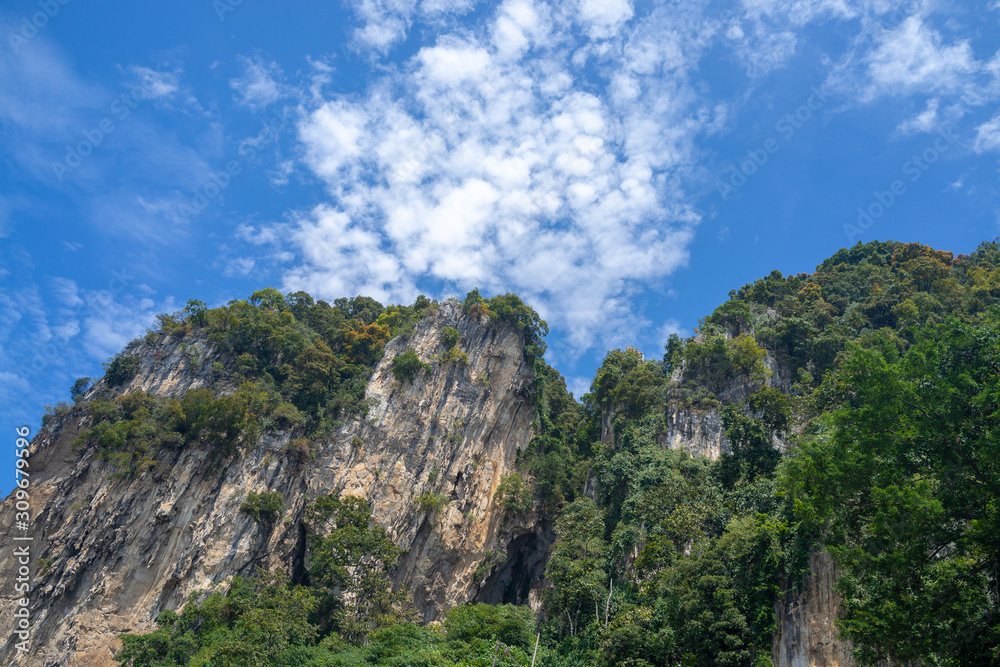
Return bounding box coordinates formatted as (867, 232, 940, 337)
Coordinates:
(3, 240, 999, 666)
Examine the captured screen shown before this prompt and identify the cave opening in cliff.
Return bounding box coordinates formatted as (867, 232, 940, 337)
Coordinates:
(473, 530, 551, 606)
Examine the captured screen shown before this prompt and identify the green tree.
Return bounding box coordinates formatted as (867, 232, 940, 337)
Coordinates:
(70, 377, 92, 403)
(391, 349, 431, 383)
(544, 498, 609, 637)
(305, 494, 411, 643)
(782, 315, 1000, 664)
(114, 571, 317, 667)
(104, 353, 141, 386)
(494, 473, 533, 515)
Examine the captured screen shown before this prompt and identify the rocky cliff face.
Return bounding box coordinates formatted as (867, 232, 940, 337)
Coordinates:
(773, 551, 855, 667)
(599, 349, 852, 667)
(600, 350, 793, 459)
(0, 301, 545, 666)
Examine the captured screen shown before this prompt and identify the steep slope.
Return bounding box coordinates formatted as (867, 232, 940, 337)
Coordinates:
(0, 301, 544, 666)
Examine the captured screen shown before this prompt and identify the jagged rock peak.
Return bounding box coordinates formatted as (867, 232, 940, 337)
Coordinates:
(0, 299, 548, 666)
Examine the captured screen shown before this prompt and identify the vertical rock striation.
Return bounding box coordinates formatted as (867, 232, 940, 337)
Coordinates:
(773, 551, 855, 667)
(0, 301, 542, 666)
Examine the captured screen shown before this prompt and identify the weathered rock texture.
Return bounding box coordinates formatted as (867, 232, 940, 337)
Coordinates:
(773, 551, 855, 667)
(600, 349, 852, 667)
(0, 301, 543, 666)
(600, 350, 792, 459)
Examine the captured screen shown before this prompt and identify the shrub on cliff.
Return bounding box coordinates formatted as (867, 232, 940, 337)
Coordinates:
(104, 353, 140, 386)
(414, 491, 450, 516)
(391, 349, 430, 383)
(240, 491, 284, 523)
(305, 494, 412, 642)
(494, 473, 533, 515)
(440, 326, 460, 349)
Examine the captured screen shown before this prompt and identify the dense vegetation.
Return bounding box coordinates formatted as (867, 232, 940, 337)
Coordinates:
(109, 241, 1000, 666)
(69, 291, 443, 476)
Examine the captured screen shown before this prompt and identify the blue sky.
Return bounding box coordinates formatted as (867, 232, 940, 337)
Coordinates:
(2, 0, 999, 496)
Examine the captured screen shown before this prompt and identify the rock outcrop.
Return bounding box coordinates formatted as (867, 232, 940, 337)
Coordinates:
(599, 349, 852, 667)
(773, 551, 855, 667)
(0, 301, 543, 666)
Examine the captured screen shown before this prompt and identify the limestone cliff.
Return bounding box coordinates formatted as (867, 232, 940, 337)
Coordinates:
(773, 552, 855, 667)
(598, 348, 853, 667)
(0, 301, 545, 666)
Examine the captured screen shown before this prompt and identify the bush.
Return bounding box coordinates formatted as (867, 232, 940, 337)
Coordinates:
(104, 353, 141, 386)
(271, 401, 302, 428)
(414, 492, 450, 516)
(42, 402, 73, 426)
(444, 603, 535, 653)
(391, 349, 431, 383)
(240, 491, 284, 522)
(441, 347, 469, 365)
(155, 312, 190, 336)
(285, 437, 312, 463)
(70, 377, 92, 403)
(494, 472, 533, 514)
(682, 333, 770, 394)
(440, 326, 460, 349)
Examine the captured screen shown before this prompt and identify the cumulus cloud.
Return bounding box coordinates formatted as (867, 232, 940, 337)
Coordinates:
(974, 113, 1000, 153)
(347, 0, 479, 55)
(576, 0, 633, 39)
(127, 65, 179, 99)
(234, 0, 997, 357)
(278, 0, 717, 353)
(230, 55, 289, 109)
(866, 17, 976, 96)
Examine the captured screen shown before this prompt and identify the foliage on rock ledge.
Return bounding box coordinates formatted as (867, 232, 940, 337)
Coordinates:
(109, 240, 1000, 666)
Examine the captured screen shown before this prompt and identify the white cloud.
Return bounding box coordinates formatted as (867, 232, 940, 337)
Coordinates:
(821, 8, 1000, 118)
(565, 375, 592, 400)
(51, 277, 84, 307)
(347, 0, 481, 55)
(656, 318, 687, 343)
(127, 65, 179, 99)
(230, 55, 288, 109)
(224, 257, 256, 277)
(974, 113, 1000, 152)
(298, 101, 368, 180)
(866, 17, 976, 96)
(720, 0, 852, 78)
(52, 320, 81, 341)
(577, 0, 633, 39)
(79, 288, 173, 361)
(349, 0, 420, 54)
(0, 372, 30, 417)
(897, 97, 939, 134)
(742, 0, 859, 26)
(278, 1, 713, 354)
(741, 27, 798, 78)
